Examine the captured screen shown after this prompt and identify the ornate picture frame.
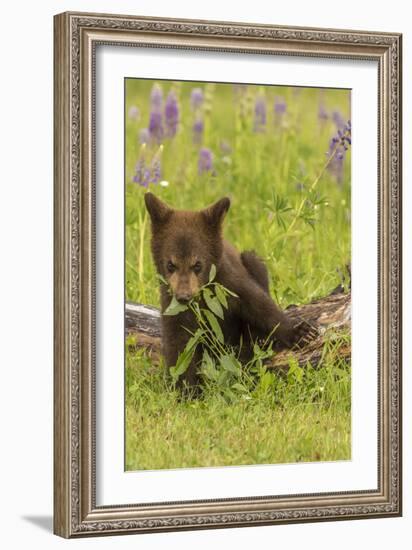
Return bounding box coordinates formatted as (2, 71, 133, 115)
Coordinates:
(54, 11, 402, 538)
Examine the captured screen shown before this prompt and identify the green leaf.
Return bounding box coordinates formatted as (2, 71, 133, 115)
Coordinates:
(253, 342, 262, 356)
(169, 330, 203, 381)
(157, 273, 168, 285)
(186, 329, 204, 350)
(201, 350, 219, 381)
(203, 309, 224, 343)
(259, 371, 275, 392)
(220, 354, 241, 376)
(209, 264, 217, 283)
(169, 347, 195, 381)
(203, 288, 224, 319)
(163, 295, 188, 316)
(231, 383, 249, 393)
(287, 361, 304, 384)
(215, 285, 228, 309)
(219, 285, 238, 298)
(201, 349, 214, 368)
(217, 370, 229, 386)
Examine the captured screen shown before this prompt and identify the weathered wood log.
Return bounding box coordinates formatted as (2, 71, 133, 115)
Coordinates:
(125, 302, 163, 364)
(126, 291, 351, 370)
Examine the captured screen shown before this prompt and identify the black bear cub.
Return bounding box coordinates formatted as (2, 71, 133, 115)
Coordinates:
(144, 192, 314, 388)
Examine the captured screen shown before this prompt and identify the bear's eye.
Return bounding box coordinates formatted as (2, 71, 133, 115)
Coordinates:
(167, 261, 176, 273)
(192, 261, 202, 274)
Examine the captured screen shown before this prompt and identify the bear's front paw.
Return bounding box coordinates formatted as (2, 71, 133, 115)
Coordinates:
(290, 319, 318, 347)
(277, 319, 318, 348)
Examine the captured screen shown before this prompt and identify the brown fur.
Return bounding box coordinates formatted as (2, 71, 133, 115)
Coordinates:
(144, 192, 314, 388)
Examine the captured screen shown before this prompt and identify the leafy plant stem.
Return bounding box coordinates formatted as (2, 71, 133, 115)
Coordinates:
(286, 140, 342, 235)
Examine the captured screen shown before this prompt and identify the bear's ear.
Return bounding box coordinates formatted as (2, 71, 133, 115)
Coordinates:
(144, 192, 172, 225)
(202, 197, 231, 228)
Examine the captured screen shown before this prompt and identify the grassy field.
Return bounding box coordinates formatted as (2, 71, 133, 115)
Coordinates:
(125, 79, 351, 471)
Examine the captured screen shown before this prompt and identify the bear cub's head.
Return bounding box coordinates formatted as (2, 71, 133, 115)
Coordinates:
(144, 193, 230, 303)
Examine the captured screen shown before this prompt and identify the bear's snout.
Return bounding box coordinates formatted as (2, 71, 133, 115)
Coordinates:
(175, 290, 192, 303)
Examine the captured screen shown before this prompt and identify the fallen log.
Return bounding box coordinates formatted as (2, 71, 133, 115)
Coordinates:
(125, 291, 351, 370)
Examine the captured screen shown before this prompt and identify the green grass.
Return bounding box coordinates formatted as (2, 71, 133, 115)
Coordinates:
(126, 342, 351, 470)
(124, 79, 351, 470)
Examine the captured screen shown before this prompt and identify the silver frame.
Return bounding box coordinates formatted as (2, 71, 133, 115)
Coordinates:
(54, 11, 402, 537)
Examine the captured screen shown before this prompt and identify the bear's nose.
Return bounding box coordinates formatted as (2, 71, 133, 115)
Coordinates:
(176, 292, 191, 303)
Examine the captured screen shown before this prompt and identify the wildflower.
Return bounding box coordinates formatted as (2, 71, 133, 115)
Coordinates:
(192, 117, 204, 145)
(150, 84, 163, 111)
(274, 96, 287, 129)
(198, 148, 214, 174)
(132, 145, 163, 187)
(274, 96, 287, 115)
(253, 95, 266, 132)
(150, 146, 163, 184)
(148, 84, 164, 143)
(190, 87, 204, 111)
(326, 121, 352, 184)
(133, 155, 151, 187)
(164, 91, 179, 138)
(128, 105, 140, 121)
(148, 111, 163, 143)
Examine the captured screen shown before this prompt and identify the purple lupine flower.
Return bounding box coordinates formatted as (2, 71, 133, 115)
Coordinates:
(326, 121, 352, 184)
(332, 110, 346, 130)
(198, 148, 214, 174)
(148, 111, 163, 143)
(132, 146, 163, 187)
(132, 157, 145, 185)
(164, 91, 179, 138)
(274, 96, 287, 129)
(128, 105, 140, 121)
(253, 95, 266, 132)
(274, 96, 287, 115)
(150, 84, 163, 111)
(192, 117, 204, 145)
(147, 84, 164, 143)
(133, 157, 151, 188)
(150, 148, 162, 184)
(190, 88, 204, 111)
(139, 128, 150, 144)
